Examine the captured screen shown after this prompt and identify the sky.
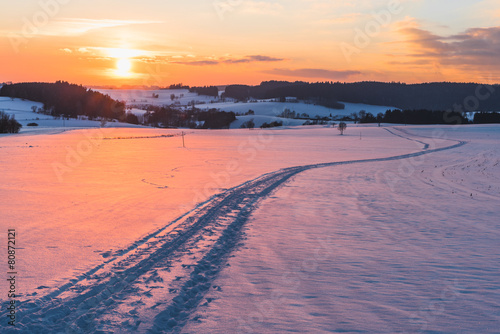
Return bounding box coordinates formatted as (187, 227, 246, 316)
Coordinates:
(0, 0, 499, 87)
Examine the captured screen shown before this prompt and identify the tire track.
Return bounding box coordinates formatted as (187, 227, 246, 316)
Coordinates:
(6, 131, 466, 334)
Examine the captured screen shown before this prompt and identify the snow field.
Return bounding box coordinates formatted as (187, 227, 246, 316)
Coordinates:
(0, 125, 433, 297)
(1, 109, 498, 332)
(183, 125, 500, 333)
(96, 89, 219, 107)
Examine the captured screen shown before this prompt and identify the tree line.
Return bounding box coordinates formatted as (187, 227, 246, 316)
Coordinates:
(0, 81, 126, 120)
(189, 86, 219, 97)
(0, 82, 233, 129)
(144, 106, 235, 129)
(223, 81, 500, 112)
(356, 109, 500, 124)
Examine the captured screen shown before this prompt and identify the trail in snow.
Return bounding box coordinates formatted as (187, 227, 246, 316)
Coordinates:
(5, 129, 466, 333)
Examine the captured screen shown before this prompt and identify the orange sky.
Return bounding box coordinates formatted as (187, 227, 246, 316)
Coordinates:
(1, 0, 499, 87)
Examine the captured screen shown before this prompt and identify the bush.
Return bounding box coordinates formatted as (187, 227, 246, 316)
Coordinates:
(260, 120, 283, 128)
(125, 113, 139, 124)
(240, 119, 255, 129)
(0, 111, 22, 133)
(27, 122, 39, 126)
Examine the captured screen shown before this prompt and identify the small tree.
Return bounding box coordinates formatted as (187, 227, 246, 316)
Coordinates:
(170, 94, 176, 101)
(376, 113, 384, 126)
(338, 122, 347, 135)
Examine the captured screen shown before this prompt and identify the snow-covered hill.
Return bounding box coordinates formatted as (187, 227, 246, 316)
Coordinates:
(0, 97, 146, 135)
(96, 88, 220, 107)
(96, 89, 396, 128)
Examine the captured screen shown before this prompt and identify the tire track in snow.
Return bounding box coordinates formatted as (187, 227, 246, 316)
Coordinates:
(7, 132, 466, 334)
(383, 128, 430, 150)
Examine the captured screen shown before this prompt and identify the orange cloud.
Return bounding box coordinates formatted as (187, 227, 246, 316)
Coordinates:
(394, 25, 500, 80)
(174, 55, 285, 66)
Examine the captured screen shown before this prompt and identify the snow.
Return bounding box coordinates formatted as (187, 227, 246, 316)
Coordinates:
(0, 97, 148, 136)
(93, 89, 396, 128)
(0, 95, 499, 332)
(183, 125, 500, 333)
(196, 101, 395, 128)
(95, 88, 220, 107)
(196, 100, 393, 119)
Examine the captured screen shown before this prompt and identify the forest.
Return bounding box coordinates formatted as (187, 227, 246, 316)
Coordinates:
(356, 109, 499, 124)
(0, 81, 126, 120)
(189, 86, 219, 97)
(223, 81, 500, 112)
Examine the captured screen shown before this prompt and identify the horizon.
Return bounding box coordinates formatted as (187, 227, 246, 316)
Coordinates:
(1, 1, 500, 86)
(3, 79, 500, 91)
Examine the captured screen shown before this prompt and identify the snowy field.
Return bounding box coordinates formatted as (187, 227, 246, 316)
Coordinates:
(95, 89, 219, 107)
(185, 125, 500, 333)
(196, 101, 394, 129)
(0, 97, 499, 332)
(194, 100, 392, 117)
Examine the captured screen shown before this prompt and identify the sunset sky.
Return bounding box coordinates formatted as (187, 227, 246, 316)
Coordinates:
(1, 0, 499, 87)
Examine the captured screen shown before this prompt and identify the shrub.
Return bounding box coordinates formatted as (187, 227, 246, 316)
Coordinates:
(0, 111, 22, 133)
(240, 119, 255, 129)
(125, 113, 139, 124)
(260, 120, 283, 128)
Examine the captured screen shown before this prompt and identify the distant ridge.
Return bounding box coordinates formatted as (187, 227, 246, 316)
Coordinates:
(223, 81, 500, 112)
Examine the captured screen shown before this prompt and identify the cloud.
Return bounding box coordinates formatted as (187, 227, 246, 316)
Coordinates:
(248, 55, 283, 62)
(266, 68, 361, 79)
(397, 25, 500, 71)
(224, 55, 284, 64)
(175, 55, 284, 66)
(68, 51, 282, 66)
(174, 60, 220, 66)
(71, 47, 178, 61)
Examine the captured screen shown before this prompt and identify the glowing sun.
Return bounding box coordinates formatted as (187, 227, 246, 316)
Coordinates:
(116, 58, 132, 77)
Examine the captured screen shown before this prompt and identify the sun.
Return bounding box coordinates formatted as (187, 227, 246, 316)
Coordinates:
(115, 58, 132, 77)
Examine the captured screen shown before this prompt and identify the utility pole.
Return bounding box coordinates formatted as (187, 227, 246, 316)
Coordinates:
(181, 131, 185, 148)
